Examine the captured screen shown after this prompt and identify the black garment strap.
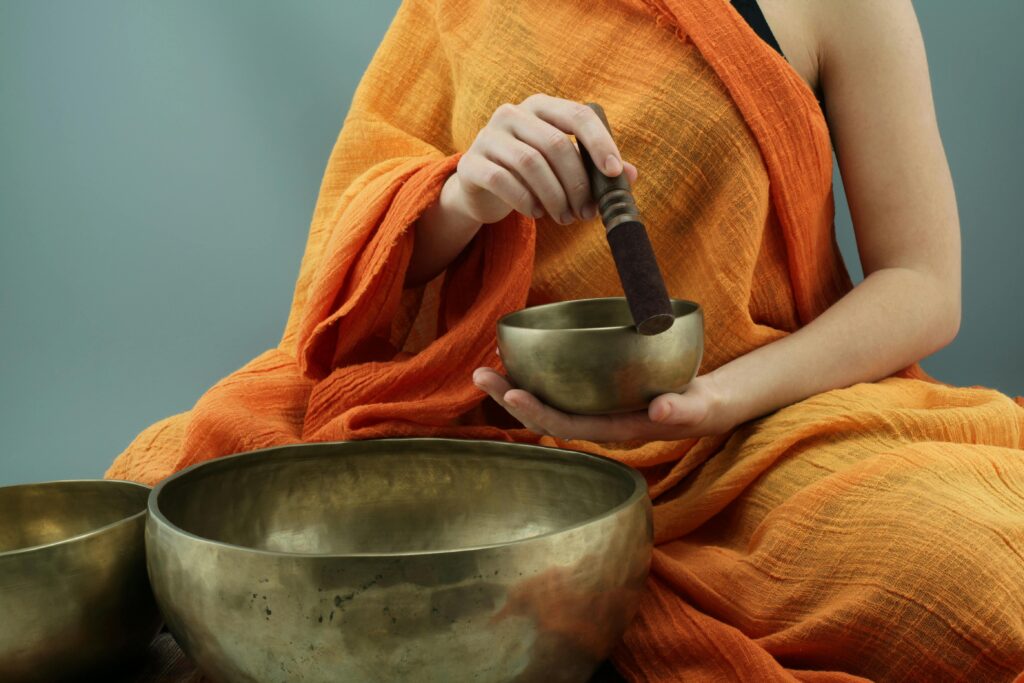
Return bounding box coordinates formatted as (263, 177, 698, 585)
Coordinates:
(730, 0, 784, 58)
(729, 0, 827, 118)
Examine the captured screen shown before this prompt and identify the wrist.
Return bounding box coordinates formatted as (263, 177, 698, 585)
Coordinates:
(438, 172, 483, 231)
(405, 171, 484, 288)
(699, 369, 743, 432)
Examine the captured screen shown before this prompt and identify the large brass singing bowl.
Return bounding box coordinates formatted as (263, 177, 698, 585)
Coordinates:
(497, 297, 704, 415)
(147, 438, 653, 683)
(0, 479, 160, 682)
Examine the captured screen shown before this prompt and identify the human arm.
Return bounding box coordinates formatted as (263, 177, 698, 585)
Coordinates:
(708, 0, 960, 427)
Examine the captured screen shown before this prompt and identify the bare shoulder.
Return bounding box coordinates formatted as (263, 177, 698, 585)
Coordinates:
(757, 0, 922, 97)
(811, 1, 925, 80)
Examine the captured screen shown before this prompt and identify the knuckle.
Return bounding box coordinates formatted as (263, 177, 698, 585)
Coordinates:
(494, 102, 518, 120)
(457, 159, 480, 187)
(514, 146, 542, 168)
(482, 166, 504, 190)
(569, 103, 594, 124)
(522, 93, 550, 107)
(545, 131, 570, 152)
(478, 122, 498, 140)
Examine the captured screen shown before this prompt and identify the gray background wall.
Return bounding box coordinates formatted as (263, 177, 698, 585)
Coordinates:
(1, 2, 1021, 486)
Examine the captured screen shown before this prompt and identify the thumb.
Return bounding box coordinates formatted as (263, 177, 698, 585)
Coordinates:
(648, 392, 708, 425)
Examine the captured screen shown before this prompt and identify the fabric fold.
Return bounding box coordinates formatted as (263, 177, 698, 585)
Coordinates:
(300, 199, 536, 439)
(296, 153, 462, 380)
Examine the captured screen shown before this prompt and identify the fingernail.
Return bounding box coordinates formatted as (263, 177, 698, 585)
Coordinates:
(532, 207, 545, 219)
(605, 155, 622, 175)
(581, 204, 596, 220)
(560, 211, 574, 224)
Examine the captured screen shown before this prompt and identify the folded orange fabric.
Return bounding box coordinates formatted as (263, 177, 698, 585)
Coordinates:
(107, 0, 1024, 679)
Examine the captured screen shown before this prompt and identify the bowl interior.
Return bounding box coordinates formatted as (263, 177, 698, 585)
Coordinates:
(155, 441, 640, 556)
(499, 297, 699, 331)
(0, 480, 148, 553)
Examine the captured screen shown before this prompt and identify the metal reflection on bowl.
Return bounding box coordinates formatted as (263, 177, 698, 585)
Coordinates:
(0, 479, 160, 682)
(497, 297, 703, 415)
(146, 438, 653, 683)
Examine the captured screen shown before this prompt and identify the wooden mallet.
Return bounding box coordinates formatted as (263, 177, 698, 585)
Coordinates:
(577, 102, 674, 335)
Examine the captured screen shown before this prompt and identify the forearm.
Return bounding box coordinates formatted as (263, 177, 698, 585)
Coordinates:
(708, 267, 960, 426)
(404, 173, 483, 288)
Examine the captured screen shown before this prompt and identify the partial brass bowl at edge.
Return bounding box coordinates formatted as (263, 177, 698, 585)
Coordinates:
(497, 297, 704, 415)
(0, 479, 161, 682)
(146, 438, 654, 683)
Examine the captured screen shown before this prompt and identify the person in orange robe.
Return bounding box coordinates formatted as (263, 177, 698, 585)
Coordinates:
(107, 0, 1024, 680)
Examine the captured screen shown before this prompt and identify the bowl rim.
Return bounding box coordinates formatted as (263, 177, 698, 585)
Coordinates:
(148, 437, 649, 559)
(497, 296, 701, 332)
(0, 478, 151, 559)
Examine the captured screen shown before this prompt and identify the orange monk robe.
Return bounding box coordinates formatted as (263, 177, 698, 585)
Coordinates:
(108, 0, 1024, 680)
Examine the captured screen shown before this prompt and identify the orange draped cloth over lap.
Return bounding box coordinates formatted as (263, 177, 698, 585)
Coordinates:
(107, 0, 1024, 680)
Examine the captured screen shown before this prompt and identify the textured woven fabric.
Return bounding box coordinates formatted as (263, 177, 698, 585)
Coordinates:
(107, 0, 1024, 680)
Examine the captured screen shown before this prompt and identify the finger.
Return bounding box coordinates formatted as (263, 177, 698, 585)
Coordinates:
(476, 367, 679, 442)
(505, 391, 658, 442)
(623, 161, 639, 184)
(502, 388, 566, 437)
(461, 154, 543, 219)
(483, 135, 572, 224)
(473, 368, 544, 432)
(505, 388, 636, 441)
(521, 95, 623, 176)
(474, 369, 547, 433)
(506, 387, 688, 441)
(578, 161, 639, 220)
(472, 367, 515, 403)
(648, 392, 708, 426)
(506, 116, 591, 221)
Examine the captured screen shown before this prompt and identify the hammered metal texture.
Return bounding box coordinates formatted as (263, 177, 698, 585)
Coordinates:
(147, 439, 653, 683)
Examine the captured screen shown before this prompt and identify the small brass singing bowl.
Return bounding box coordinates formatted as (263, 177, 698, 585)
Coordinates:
(497, 297, 704, 415)
(147, 438, 653, 683)
(0, 479, 161, 682)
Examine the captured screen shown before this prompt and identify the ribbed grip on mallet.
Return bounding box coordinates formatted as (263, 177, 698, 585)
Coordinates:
(578, 102, 674, 335)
